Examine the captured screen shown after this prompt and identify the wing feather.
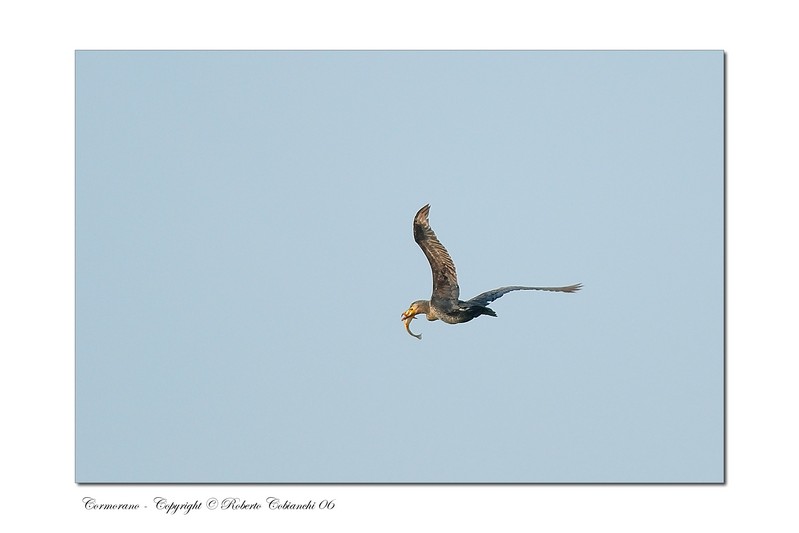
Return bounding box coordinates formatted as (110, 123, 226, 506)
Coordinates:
(413, 204, 460, 305)
(467, 283, 582, 306)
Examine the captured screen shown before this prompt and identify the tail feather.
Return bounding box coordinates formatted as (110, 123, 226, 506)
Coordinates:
(479, 306, 497, 318)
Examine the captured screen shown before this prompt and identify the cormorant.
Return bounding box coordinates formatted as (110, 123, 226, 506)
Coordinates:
(401, 204, 581, 339)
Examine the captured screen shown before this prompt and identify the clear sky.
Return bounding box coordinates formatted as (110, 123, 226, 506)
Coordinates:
(76, 51, 723, 482)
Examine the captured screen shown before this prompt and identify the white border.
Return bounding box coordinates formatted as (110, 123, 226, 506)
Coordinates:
(3, 1, 798, 531)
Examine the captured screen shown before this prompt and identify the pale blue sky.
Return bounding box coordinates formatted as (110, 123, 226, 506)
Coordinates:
(76, 51, 723, 482)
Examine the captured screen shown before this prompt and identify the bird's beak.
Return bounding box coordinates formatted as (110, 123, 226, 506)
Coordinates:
(401, 310, 416, 321)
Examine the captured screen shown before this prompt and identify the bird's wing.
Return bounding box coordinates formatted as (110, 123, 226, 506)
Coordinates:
(466, 283, 582, 306)
(413, 204, 460, 304)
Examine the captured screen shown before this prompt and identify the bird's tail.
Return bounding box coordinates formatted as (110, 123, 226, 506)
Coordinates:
(476, 305, 497, 318)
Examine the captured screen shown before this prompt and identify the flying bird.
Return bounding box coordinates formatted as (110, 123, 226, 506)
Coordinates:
(401, 204, 581, 339)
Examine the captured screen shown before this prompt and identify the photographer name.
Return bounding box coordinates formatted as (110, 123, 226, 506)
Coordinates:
(266, 497, 335, 510)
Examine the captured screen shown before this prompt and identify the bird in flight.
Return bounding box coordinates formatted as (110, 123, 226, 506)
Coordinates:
(401, 204, 581, 339)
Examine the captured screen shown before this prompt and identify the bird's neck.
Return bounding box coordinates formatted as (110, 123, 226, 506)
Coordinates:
(417, 300, 438, 321)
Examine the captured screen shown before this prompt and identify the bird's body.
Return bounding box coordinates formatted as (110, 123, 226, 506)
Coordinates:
(401, 204, 581, 339)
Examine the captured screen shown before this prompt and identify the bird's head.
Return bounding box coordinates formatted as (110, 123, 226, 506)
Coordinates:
(401, 301, 425, 321)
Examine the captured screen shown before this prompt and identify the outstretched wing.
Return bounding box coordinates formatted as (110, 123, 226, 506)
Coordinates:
(466, 283, 582, 306)
(413, 204, 460, 305)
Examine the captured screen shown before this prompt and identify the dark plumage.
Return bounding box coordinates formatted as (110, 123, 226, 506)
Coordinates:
(401, 204, 581, 339)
